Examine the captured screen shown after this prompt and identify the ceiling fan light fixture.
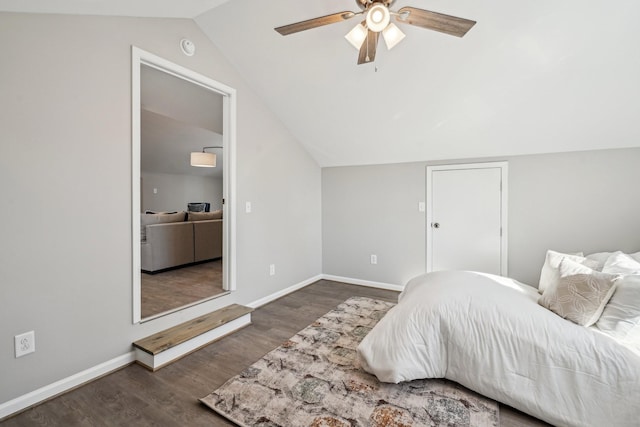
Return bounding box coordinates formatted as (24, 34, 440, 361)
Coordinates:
(345, 23, 367, 50)
(382, 23, 405, 50)
(366, 4, 390, 33)
(190, 152, 216, 168)
(274, 4, 476, 66)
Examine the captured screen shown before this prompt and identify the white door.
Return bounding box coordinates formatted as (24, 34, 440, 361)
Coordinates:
(426, 162, 508, 275)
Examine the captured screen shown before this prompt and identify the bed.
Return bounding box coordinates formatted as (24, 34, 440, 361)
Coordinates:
(357, 251, 640, 427)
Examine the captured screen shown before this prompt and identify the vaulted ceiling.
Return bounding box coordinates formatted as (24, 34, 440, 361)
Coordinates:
(3, 0, 639, 167)
(141, 64, 224, 178)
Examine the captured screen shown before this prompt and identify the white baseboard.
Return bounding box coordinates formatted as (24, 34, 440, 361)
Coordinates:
(247, 274, 402, 309)
(134, 313, 252, 371)
(247, 274, 323, 308)
(1, 272, 399, 420)
(0, 352, 135, 420)
(321, 274, 404, 292)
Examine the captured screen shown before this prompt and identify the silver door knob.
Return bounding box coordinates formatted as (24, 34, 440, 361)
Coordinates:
(432, 222, 440, 229)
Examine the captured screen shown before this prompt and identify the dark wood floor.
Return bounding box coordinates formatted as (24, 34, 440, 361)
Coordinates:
(141, 259, 226, 319)
(2, 280, 548, 426)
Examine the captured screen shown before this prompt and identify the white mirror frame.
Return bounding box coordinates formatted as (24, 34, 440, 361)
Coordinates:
(131, 46, 237, 324)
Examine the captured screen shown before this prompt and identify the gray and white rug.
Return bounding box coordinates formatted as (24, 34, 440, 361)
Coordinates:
(201, 296, 499, 426)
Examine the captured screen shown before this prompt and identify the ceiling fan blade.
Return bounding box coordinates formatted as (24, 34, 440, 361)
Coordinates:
(396, 7, 476, 37)
(357, 30, 379, 65)
(275, 11, 356, 35)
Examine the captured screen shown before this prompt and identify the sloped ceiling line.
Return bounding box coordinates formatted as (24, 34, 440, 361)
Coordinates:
(2, 0, 639, 167)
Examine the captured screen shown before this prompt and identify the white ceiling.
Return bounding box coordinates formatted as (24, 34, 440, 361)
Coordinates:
(3, 0, 640, 168)
(0, 0, 230, 18)
(141, 64, 224, 178)
(196, 0, 640, 167)
(141, 109, 223, 177)
(142, 64, 224, 135)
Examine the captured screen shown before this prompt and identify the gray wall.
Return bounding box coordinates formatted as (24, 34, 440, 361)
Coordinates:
(0, 13, 321, 404)
(322, 148, 640, 287)
(141, 172, 223, 212)
(2, 9, 638, 412)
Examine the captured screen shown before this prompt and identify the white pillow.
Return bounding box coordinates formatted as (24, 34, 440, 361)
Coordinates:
(538, 250, 598, 294)
(585, 252, 615, 271)
(586, 251, 640, 270)
(538, 258, 619, 326)
(596, 275, 640, 343)
(603, 252, 640, 275)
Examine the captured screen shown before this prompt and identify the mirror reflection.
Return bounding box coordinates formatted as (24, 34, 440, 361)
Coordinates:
(139, 64, 227, 319)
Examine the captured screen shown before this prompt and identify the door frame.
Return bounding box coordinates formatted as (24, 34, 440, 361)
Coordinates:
(426, 161, 508, 276)
(131, 46, 237, 323)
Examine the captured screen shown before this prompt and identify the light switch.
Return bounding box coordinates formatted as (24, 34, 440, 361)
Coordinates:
(153, 188, 158, 194)
(245, 202, 252, 213)
(418, 202, 425, 212)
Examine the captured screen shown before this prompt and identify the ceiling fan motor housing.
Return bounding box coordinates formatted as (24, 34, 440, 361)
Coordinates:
(366, 4, 391, 32)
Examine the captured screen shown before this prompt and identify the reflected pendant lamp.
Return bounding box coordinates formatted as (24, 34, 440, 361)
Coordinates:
(190, 151, 216, 167)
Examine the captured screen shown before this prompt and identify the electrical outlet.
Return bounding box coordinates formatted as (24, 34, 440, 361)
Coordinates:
(15, 331, 35, 358)
(269, 264, 276, 276)
(370, 254, 378, 265)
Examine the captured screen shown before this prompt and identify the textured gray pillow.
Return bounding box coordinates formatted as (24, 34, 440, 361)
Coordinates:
(539, 258, 619, 326)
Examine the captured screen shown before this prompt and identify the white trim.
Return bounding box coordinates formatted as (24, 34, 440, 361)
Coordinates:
(134, 314, 251, 371)
(246, 274, 402, 309)
(321, 274, 404, 292)
(246, 275, 323, 308)
(225, 93, 238, 291)
(501, 164, 509, 276)
(0, 274, 403, 419)
(131, 46, 238, 323)
(0, 352, 135, 420)
(131, 48, 142, 323)
(425, 161, 509, 276)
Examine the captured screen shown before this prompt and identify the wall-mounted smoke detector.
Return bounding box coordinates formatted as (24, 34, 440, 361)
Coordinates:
(180, 38, 195, 56)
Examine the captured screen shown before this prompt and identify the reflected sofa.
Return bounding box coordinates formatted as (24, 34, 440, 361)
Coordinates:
(140, 210, 222, 273)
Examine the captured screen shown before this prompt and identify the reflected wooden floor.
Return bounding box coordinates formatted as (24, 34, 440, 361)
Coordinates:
(141, 259, 225, 318)
(1, 281, 548, 427)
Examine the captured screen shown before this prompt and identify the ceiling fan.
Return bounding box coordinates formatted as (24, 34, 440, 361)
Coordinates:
(275, 0, 476, 65)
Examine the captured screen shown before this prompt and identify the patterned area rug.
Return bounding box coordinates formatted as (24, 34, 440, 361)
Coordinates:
(200, 297, 499, 426)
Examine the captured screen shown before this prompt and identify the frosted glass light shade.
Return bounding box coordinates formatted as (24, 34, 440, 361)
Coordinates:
(345, 23, 367, 50)
(191, 152, 216, 167)
(366, 4, 390, 33)
(382, 23, 406, 50)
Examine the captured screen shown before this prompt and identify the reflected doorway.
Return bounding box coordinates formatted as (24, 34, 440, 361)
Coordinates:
(140, 63, 225, 319)
(132, 47, 237, 323)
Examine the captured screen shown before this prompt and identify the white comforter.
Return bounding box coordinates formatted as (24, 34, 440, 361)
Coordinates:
(357, 271, 640, 427)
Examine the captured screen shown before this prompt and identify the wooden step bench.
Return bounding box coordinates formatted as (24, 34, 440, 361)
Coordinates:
(133, 304, 253, 371)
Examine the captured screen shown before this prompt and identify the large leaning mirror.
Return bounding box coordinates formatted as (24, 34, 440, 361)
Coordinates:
(132, 47, 236, 323)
